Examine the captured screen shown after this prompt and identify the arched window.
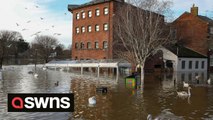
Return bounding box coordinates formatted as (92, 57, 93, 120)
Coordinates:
(80, 42, 84, 49)
(95, 9, 100, 16)
(81, 26, 85, 33)
(104, 7, 109, 15)
(82, 12, 85, 19)
(88, 25, 92, 32)
(87, 42, 91, 49)
(103, 23, 108, 31)
(95, 24, 100, 32)
(103, 41, 108, 49)
(88, 10, 92, 18)
(95, 42, 99, 49)
(76, 13, 80, 19)
(75, 42, 79, 49)
(76, 27, 80, 34)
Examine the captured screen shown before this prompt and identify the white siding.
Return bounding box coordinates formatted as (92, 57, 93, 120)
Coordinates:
(159, 47, 178, 71)
(177, 58, 207, 71)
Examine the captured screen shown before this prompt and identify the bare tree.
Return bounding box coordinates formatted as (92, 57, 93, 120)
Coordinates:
(114, 0, 173, 86)
(0, 30, 22, 69)
(32, 35, 59, 63)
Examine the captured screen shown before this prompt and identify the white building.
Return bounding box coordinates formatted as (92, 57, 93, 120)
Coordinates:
(159, 45, 207, 72)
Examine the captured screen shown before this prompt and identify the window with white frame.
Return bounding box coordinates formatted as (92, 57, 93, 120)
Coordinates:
(88, 25, 92, 32)
(95, 9, 100, 16)
(88, 10, 92, 18)
(103, 41, 108, 49)
(95, 42, 99, 49)
(104, 7, 109, 15)
(103, 23, 108, 31)
(76, 13, 80, 19)
(82, 12, 85, 19)
(81, 26, 85, 33)
(95, 25, 100, 32)
(76, 27, 80, 34)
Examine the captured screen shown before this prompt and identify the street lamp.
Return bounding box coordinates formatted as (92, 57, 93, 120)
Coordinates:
(35, 49, 38, 71)
(51, 45, 56, 61)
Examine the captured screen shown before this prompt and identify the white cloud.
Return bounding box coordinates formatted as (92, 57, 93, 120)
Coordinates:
(0, 0, 72, 48)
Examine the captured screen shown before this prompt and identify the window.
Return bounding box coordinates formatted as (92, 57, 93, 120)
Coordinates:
(195, 61, 199, 69)
(181, 73, 185, 81)
(189, 61, 192, 69)
(103, 41, 108, 49)
(95, 25, 100, 32)
(76, 27, 80, 34)
(95, 42, 99, 49)
(103, 23, 108, 31)
(76, 13, 80, 19)
(181, 61, 185, 69)
(104, 7, 109, 15)
(81, 26, 85, 33)
(95, 9, 100, 16)
(80, 42, 84, 49)
(188, 73, 192, 81)
(202, 61, 205, 69)
(88, 25, 92, 32)
(88, 10, 92, 18)
(75, 43, 79, 49)
(87, 42, 91, 49)
(82, 12, 85, 19)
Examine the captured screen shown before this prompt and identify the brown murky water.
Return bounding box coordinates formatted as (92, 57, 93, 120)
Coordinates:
(0, 66, 213, 120)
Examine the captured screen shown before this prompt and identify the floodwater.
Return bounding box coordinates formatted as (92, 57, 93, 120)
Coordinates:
(0, 66, 213, 120)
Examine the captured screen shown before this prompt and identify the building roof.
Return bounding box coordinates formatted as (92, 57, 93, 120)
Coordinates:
(198, 15, 213, 23)
(68, 0, 124, 11)
(166, 44, 207, 58)
(173, 12, 213, 24)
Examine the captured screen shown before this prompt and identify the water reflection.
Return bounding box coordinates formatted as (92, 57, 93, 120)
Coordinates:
(0, 66, 213, 120)
(0, 65, 72, 120)
(70, 71, 213, 120)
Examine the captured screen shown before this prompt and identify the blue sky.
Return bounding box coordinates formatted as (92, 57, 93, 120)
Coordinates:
(0, 0, 213, 48)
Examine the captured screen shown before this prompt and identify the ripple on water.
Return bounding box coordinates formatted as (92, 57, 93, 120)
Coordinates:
(0, 66, 73, 120)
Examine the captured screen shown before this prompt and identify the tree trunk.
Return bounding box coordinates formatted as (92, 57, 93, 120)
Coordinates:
(140, 65, 144, 88)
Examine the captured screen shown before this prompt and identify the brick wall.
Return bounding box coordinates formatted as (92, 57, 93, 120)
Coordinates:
(173, 13, 209, 56)
(71, 1, 115, 60)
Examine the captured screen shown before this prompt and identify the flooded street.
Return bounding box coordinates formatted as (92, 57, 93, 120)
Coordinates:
(0, 66, 213, 120)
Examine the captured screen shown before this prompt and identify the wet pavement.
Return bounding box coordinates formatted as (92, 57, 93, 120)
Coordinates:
(0, 66, 213, 120)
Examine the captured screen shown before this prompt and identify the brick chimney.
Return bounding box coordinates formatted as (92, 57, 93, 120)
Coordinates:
(190, 4, 198, 16)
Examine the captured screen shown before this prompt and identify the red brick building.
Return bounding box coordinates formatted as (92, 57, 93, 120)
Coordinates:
(172, 4, 213, 56)
(68, 0, 127, 60)
(67, 0, 167, 72)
